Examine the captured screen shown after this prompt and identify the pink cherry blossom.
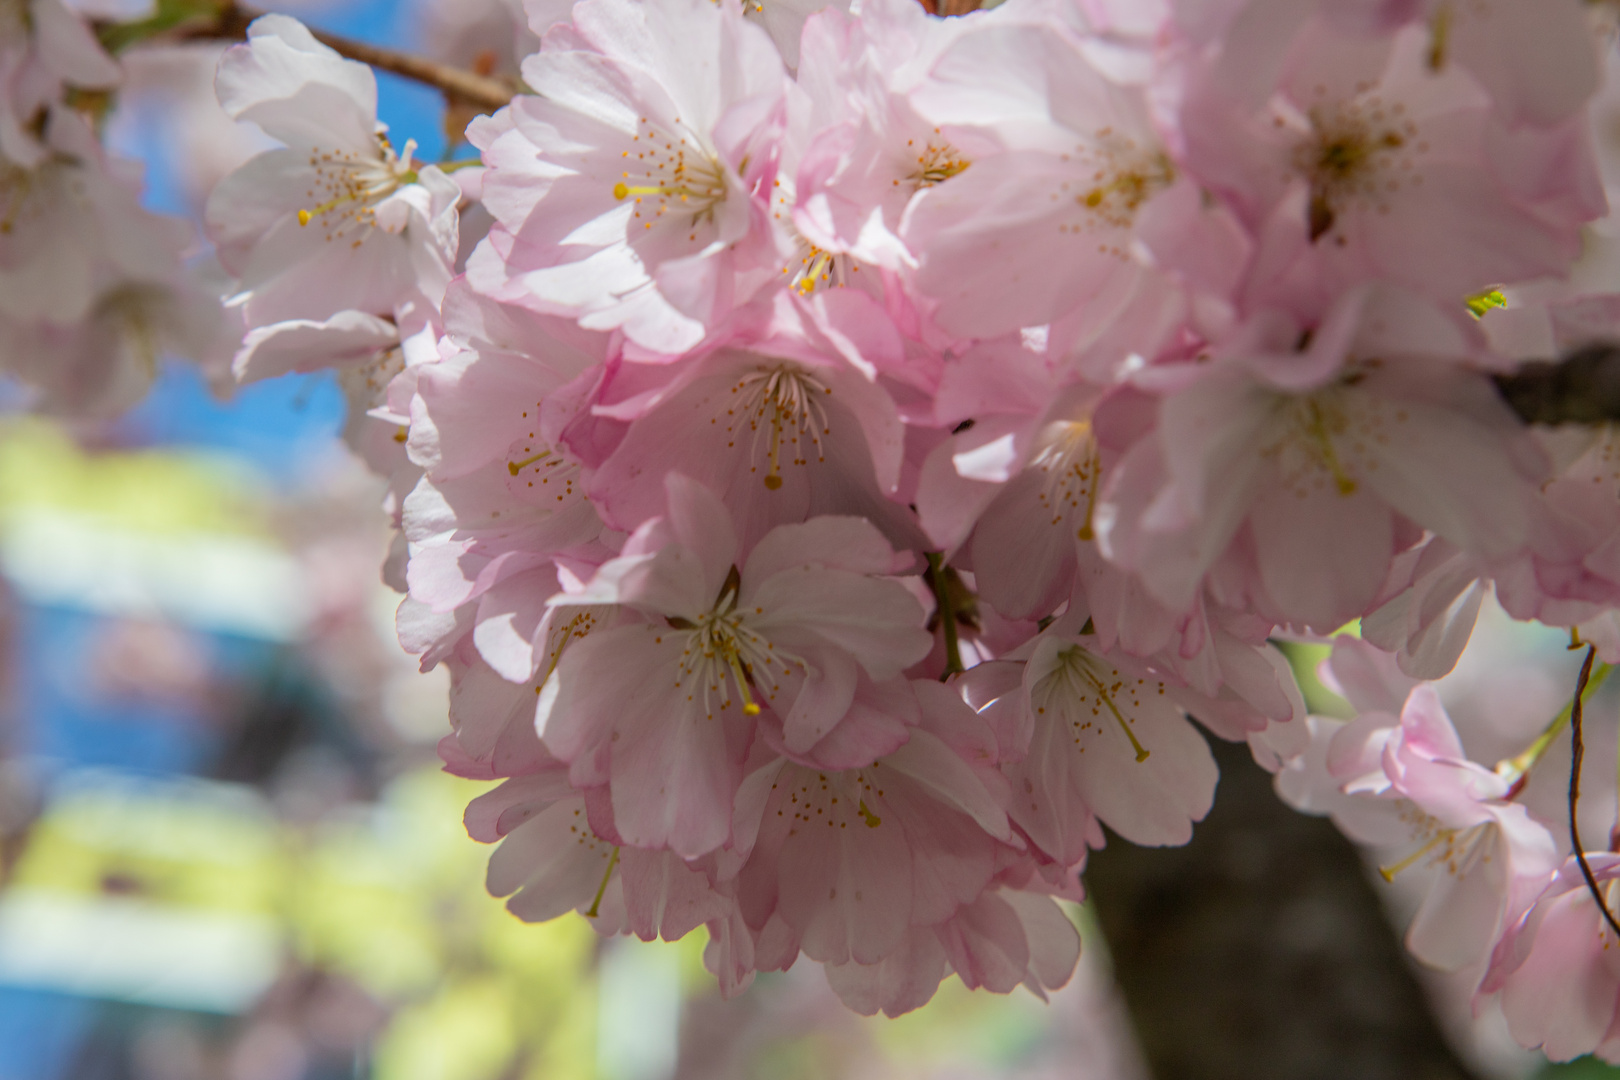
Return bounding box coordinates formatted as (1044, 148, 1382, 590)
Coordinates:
(0, 107, 193, 329)
(468, 0, 789, 354)
(1174, 15, 1603, 314)
(208, 14, 461, 329)
(565, 306, 925, 552)
(0, 0, 119, 167)
(720, 681, 1017, 972)
(402, 284, 611, 651)
(825, 888, 1080, 1017)
(902, 12, 1248, 340)
(1281, 667, 1558, 971)
(537, 475, 931, 857)
(1096, 286, 1548, 631)
(1481, 853, 1620, 1063)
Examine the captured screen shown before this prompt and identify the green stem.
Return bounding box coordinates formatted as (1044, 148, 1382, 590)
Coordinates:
(1499, 660, 1611, 798)
(925, 552, 964, 680)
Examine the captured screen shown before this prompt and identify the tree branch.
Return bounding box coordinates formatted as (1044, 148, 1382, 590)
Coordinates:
(154, 1, 518, 113)
(1085, 735, 1484, 1080)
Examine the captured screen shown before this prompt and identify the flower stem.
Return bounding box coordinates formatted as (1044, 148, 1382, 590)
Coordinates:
(925, 552, 964, 680)
(1497, 659, 1611, 798)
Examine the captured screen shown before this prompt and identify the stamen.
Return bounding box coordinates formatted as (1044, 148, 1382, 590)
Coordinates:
(1379, 832, 1446, 882)
(857, 799, 882, 828)
(508, 450, 551, 476)
(1077, 445, 1100, 541)
(1032, 420, 1100, 540)
(1305, 399, 1357, 495)
(613, 116, 727, 230)
(585, 846, 620, 918)
(907, 133, 971, 189)
(1086, 672, 1151, 762)
(1427, 4, 1452, 71)
(295, 137, 418, 246)
(728, 651, 761, 716)
(729, 366, 833, 490)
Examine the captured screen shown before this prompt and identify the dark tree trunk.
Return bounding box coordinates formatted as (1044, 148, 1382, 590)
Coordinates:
(1084, 734, 1483, 1080)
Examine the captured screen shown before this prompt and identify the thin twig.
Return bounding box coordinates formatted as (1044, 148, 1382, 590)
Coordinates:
(172, 1, 516, 112)
(1567, 645, 1620, 940)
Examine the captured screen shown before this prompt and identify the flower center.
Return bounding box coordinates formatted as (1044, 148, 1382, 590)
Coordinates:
(784, 243, 857, 295)
(507, 412, 587, 507)
(507, 446, 584, 504)
(905, 133, 971, 190)
(336, 343, 404, 411)
(537, 607, 609, 693)
(1379, 805, 1491, 881)
(1040, 646, 1160, 763)
(0, 159, 49, 235)
(1030, 419, 1100, 541)
(1051, 130, 1174, 247)
(613, 115, 728, 240)
(0, 0, 29, 40)
(1260, 382, 1402, 499)
(672, 569, 803, 720)
(1292, 98, 1422, 241)
(771, 176, 860, 295)
(96, 286, 168, 382)
(721, 364, 833, 491)
(296, 134, 419, 247)
(773, 765, 890, 836)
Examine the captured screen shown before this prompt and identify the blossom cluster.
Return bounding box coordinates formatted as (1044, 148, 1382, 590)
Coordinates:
(29, 0, 1620, 1043)
(0, 0, 220, 415)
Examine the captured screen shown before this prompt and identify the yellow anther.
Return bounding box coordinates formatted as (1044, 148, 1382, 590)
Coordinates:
(297, 209, 313, 226)
(858, 799, 882, 828)
(727, 650, 761, 716)
(613, 182, 630, 200)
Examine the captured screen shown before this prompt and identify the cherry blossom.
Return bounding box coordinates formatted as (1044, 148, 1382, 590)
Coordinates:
(1481, 854, 1620, 1063)
(0, 0, 120, 166)
(1096, 286, 1548, 631)
(208, 14, 461, 330)
(40, 0, 1620, 1035)
(1280, 645, 1559, 972)
(537, 474, 931, 857)
(468, 0, 789, 354)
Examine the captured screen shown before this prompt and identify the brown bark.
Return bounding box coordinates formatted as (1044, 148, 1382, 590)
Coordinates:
(1083, 734, 1483, 1080)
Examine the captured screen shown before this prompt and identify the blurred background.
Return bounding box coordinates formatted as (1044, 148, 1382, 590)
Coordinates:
(0, 1, 1614, 1077)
